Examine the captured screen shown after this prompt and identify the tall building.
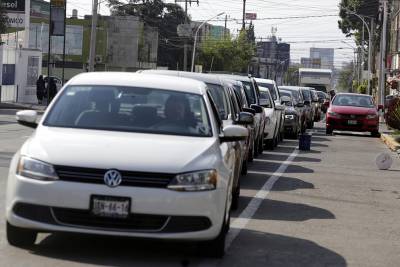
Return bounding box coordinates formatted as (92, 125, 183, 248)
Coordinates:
(309, 48, 334, 69)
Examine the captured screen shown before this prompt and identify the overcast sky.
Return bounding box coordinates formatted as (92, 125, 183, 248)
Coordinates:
(65, 0, 356, 68)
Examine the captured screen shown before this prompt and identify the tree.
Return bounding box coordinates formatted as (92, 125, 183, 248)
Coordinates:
(0, 3, 8, 43)
(338, 0, 379, 44)
(198, 30, 254, 73)
(108, 0, 190, 69)
(338, 62, 355, 92)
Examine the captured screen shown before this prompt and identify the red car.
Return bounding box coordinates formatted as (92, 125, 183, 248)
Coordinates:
(326, 93, 380, 136)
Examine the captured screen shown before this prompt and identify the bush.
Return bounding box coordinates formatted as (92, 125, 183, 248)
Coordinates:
(386, 97, 400, 130)
(357, 83, 367, 94)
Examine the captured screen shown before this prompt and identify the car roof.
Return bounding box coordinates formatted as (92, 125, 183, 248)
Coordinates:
(214, 73, 253, 83)
(279, 86, 302, 90)
(138, 70, 226, 86)
(336, 93, 372, 97)
(68, 72, 207, 95)
(255, 78, 275, 85)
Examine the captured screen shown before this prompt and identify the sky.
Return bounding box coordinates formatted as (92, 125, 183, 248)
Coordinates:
(64, 0, 356, 69)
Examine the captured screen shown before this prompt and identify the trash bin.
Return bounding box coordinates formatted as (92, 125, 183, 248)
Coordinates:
(299, 133, 311, 151)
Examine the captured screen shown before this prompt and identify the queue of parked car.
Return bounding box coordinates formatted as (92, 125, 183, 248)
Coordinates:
(6, 71, 325, 258)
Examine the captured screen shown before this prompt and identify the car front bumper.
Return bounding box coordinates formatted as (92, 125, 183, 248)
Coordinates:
(326, 117, 378, 132)
(6, 173, 226, 241)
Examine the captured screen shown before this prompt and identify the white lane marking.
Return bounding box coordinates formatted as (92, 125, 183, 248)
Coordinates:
(225, 148, 299, 249)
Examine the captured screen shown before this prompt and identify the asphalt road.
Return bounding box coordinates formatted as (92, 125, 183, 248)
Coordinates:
(1, 109, 400, 267)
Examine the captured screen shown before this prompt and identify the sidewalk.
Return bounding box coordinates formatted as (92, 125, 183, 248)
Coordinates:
(380, 122, 400, 153)
(0, 102, 47, 111)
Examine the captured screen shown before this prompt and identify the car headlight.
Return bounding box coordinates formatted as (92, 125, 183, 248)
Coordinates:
(17, 156, 59, 181)
(366, 114, 378, 119)
(168, 170, 217, 191)
(285, 115, 295, 120)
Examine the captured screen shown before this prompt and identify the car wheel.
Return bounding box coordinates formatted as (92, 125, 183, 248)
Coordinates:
(273, 135, 279, 148)
(198, 209, 229, 258)
(241, 160, 248, 175)
(248, 140, 254, 162)
(254, 138, 260, 157)
(6, 222, 37, 248)
(326, 127, 333, 135)
(258, 137, 264, 154)
(231, 181, 240, 211)
(371, 131, 380, 138)
(266, 139, 274, 150)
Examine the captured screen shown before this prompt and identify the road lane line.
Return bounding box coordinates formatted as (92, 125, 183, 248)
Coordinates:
(225, 148, 299, 249)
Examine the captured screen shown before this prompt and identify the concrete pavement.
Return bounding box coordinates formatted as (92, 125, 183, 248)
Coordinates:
(1, 109, 400, 267)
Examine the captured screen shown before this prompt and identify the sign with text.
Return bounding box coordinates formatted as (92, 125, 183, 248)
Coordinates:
(245, 13, 257, 20)
(1, 0, 25, 13)
(5, 12, 25, 28)
(51, 0, 66, 8)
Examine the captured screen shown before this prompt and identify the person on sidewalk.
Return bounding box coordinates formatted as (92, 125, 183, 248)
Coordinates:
(48, 78, 57, 103)
(36, 75, 46, 104)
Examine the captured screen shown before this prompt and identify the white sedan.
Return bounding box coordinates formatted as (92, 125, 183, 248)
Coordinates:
(6, 72, 250, 258)
(258, 86, 285, 149)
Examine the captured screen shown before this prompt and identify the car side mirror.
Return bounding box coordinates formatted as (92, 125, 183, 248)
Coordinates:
(16, 110, 38, 128)
(377, 104, 384, 111)
(242, 107, 256, 115)
(296, 102, 305, 107)
(220, 125, 248, 143)
(236, 112, 254, 125)
(275, 104, 285, 111)
(250, 104, 263, 113)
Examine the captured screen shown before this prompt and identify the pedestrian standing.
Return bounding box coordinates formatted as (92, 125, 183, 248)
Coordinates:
(48, 78, 57, 103)
(36, 75, 46, 104)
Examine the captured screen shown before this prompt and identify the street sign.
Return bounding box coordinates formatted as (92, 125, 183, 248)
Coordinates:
(245, 13, 257, 20)
(1, 0, 25, 13)
(5, 12, 25, 28)
(51, 0, 66, 7)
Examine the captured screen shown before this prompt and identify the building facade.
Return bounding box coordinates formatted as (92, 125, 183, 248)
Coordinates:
(309, 47, 334, 70)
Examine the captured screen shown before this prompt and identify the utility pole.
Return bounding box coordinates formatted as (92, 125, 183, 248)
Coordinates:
(242, 0, 246, 30)
(361, 23, 365, 84)
(89, 0, 99, 72)
(183, 0, 188, 71)
(378, 0, 388, 111)
(367, 18, 374, 95)
(224, 14, 228, 38)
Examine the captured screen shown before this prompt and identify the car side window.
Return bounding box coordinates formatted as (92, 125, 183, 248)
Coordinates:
(206, 83, 231, 121)
(206, 91, 222, 133)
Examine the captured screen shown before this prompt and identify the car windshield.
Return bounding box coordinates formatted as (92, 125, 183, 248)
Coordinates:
(44, 85, 213, 137)
(280, 88, 301, 102)
(257, 82, 277, 100)
(317, 91, 327, 99)
(280, 91, 293, 106)
(332, 95, 374, 108)
(241, 81, 257, 104)
(301, 89, 311, 101)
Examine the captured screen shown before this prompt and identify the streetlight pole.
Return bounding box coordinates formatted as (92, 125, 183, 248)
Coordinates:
(345, 9, 373, 95)
(191, 12, 225, 72)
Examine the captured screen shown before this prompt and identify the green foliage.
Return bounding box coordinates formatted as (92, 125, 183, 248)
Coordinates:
(108, 0, 190, 69)
(198, 30, 254, 73)
(338, 0, 379, 44)
(357, 81, 367, 94)
(386, 97, 400, 130)
(338, 62, 354, 92)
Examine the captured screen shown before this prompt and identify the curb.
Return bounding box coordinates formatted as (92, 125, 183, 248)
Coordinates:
(0, 102, 46, 111)
(380, 133, 400, 153)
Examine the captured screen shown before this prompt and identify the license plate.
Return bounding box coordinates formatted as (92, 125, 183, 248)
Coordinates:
(348, 120, 357, 125)
(91, 196, 130, 219)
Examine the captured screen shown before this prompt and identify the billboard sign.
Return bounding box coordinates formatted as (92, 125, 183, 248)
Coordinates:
(1, 0, 25, 13)
(245, 13, 257, 20)
(50, 0, 66, 36)
(5, 12, 25, 28)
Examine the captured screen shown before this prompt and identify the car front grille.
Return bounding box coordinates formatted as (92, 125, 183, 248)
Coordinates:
(54, 165, 176, 188)
(340, 114, 366, 119)
(13, 203, 212, 233)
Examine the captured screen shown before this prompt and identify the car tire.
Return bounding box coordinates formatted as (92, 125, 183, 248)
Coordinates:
(371, 131, 380, 138)
(254, 138, 260, 157)
(6, 222, 37, 248)
(326, 127, 333, 135)
(266, 139, 274, 150)
(241, 160, 248, 175)
(248, 140, 254, 162)
(231, 181, 240, 211)
(198, 210, 229, 258)
(258, 137, 264, 155)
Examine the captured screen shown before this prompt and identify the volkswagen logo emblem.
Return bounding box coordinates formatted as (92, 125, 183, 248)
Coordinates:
(104, 169, 122, 188)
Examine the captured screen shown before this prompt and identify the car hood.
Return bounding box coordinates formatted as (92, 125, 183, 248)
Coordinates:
(22, 127, 220, 173)
(330, 105, 376, 115)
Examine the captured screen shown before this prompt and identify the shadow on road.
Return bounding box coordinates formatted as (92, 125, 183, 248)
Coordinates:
(224, 229, 347, 267)
(258, 153, 321, 163)
(272, 176, 315, 191)
(250, 160, 314, 174)
(237, 197, 335, 221)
